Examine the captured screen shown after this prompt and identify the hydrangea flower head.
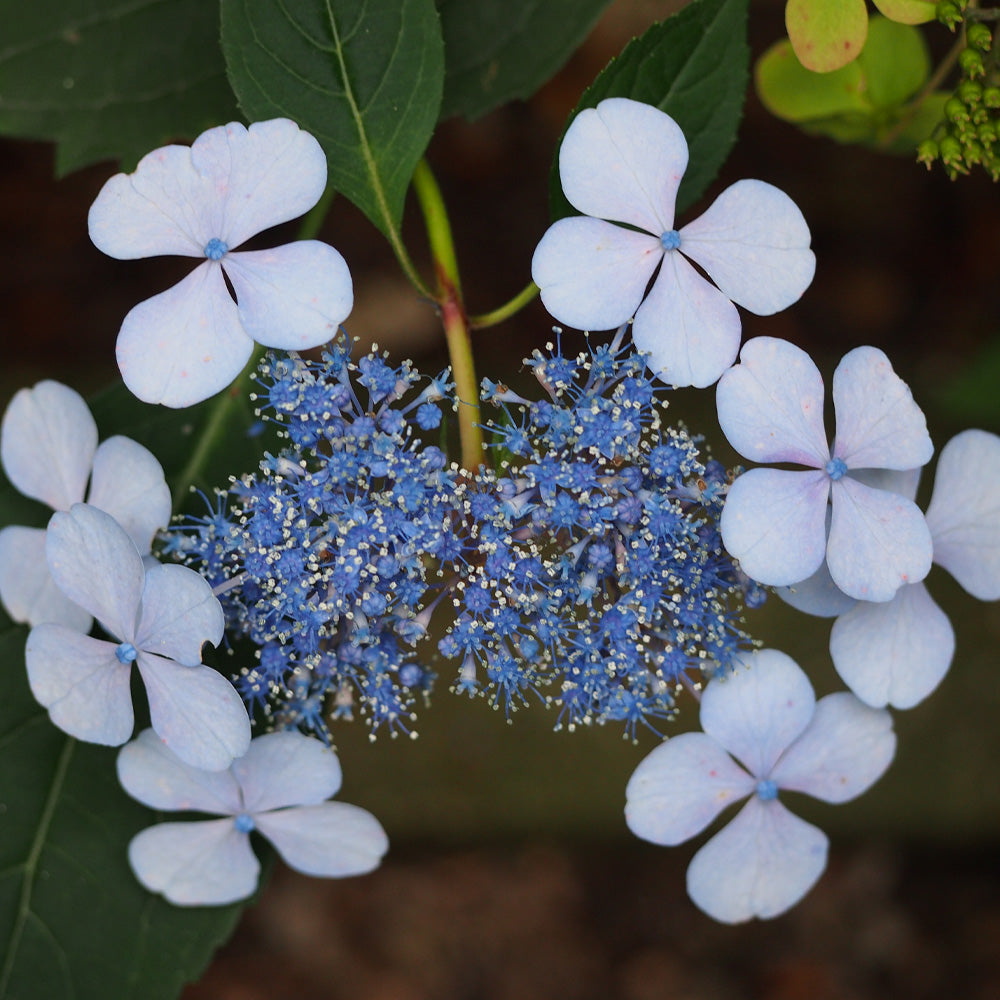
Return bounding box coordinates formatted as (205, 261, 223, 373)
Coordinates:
(89, 118, 353, 407)
(117, 728, 389, 906)
(531, 98, 815, 388)
(25, 503, 250, 770)
(717, 337, 934, 601)
(0, 380, 169, 629)
(625, 648, 895, 923)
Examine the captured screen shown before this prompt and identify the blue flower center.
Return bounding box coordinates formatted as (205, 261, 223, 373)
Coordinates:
(115, 642, 138, 665)
(233, 813, 255, 833)
(756, 779, 779, 802)
(825, 457, 848, 481)
(204, 237, 229, 260)
(660, 229, 681, 251)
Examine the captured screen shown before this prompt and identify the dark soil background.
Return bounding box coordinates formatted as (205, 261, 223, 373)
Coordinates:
(2, 2, 999, 998)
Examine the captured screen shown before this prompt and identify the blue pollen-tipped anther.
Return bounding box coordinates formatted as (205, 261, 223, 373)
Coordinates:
(755, 779, 779, 801)
(204, 237, 229, 260)
(234, 813, 256, 833)
(660, 229, 681, 251)
(115, 642, 138, 665)
(825, 457, 848, 481)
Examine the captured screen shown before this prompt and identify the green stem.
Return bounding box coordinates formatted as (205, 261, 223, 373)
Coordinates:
(412, 159, 484, 470)
(297, 184, 336, 240)
(469, 282, 540, 329)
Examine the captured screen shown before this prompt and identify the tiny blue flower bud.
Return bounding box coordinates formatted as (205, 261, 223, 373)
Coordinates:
(204, 237, 229, 260)
(233, 812, 256, 833)
(825, 457, 848, 481)
(115, 642, 138, 665)
(660, 229, 681, 251)
(755, 779, 779, 801)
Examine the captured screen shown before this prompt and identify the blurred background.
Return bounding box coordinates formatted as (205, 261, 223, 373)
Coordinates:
(2, 0, 999, 997)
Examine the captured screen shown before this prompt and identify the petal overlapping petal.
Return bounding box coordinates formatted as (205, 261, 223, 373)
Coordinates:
(87, 436, 170, 554)
(721, 468, 830, 586)
(234, 731, 342, 813)
(136, 564, 224, 665)
(771, 692, 896, 798)
(925, 429, 1000, 600)
(25, 625, 133, 745)
(678, 179, 815, 315)
(138, 653, 250, 771)
(255, 802, 389, 878)
(0, 525, 91, 630)
(45, 504, 144, 638)
(829, 583, 954, 708)
(224, 242, 353, 350)
(127, 820, 259, 906)
(624, 732, 755, 845)
(115, 262, 253, 408)
(716, 337, 829, 466)
(700, 650, 816, 778)
(632, 252, 742, 388)
(686, 798, 828, 923)
(531, 217, 661, 331)
(776, 558, 858, 618)
(558, 98, 687, 232)
(0, 380, 96, 510)
(831, 347, 934, 470)
(117, 729, 242, 814)
(827, 477, 933, 601)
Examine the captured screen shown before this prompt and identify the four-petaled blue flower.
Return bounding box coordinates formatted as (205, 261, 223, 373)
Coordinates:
(625, 648, 896, 923)
(717, 337, 935, 601)
(531, 98, 816, 388)
(88, 119, 353, 408)
(117, 728, 389, 906)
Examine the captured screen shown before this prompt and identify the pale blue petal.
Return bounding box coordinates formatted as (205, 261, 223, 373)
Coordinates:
(234, 731, 342, 813)
(45, 503, 144, 639)
(531, 217, 660, 330)
(776, 559, 857, 618)
(847, 467, 920, 502)
(678, 180, 815, 314)
(25, 624, 133, 745)
(829, 582, 954, 709)
(116, 262, 253, 408)
(1, 380, 96, 510)
(625, 732, 755, 845)
(558, 98, 686, 233)
(831, 347, 934, 470)
(632, 252, 741, 388)
(771, 692, 896, 799)
(925, 429, 1000, 600)
(224, 242, 353, 350)
(0, 525, 92, 630)
(686, 798, 828, 923)
(189, 118, 327, 249)
(87, 437, 170, 555)
(128, 820, 259, 906)
(827, 477, 933, 601)
(715, 337, 829, 466)
(117, 728, 242, 814)
(701, 649, 816, 777)
(138, 653, 250, 772)
(256, 802, 389, 878)
(720, 468, 830, 587)
(136, 564, 224, 665)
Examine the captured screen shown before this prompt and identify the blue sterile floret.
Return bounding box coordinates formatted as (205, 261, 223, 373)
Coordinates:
(175, 330, 754, 741)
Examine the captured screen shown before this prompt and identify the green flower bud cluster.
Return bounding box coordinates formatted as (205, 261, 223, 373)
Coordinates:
(922, 3, 1000, 180)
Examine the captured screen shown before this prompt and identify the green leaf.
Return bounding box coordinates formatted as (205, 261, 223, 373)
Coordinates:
(755, 17, 934, 154)
(785, 0, 868, 73)
(221, 0, 444, 240)
(872, 0, 937, 25)
(436, 0, 614, 120)
(549, 0, 750, 221)
(0, 0, 239, 175)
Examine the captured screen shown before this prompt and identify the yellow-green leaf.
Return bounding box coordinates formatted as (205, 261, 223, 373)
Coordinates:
(785, 0, 868, 72)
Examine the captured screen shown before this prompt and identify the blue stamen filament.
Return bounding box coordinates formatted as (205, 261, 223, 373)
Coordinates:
(756, 778, 778, 801)
(115, 642, 138, 665)
(660, 230, 681, 251)
(204, 237, 229, 261)
(825, 457, 848, 481)
(234, 813, 255, 833)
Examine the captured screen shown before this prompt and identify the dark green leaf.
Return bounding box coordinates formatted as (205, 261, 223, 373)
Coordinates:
(549, 0, 750, 221)
(221, 0, 444, 239)
(436, 0, 614, 120)
(0, 0, 240, 175)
